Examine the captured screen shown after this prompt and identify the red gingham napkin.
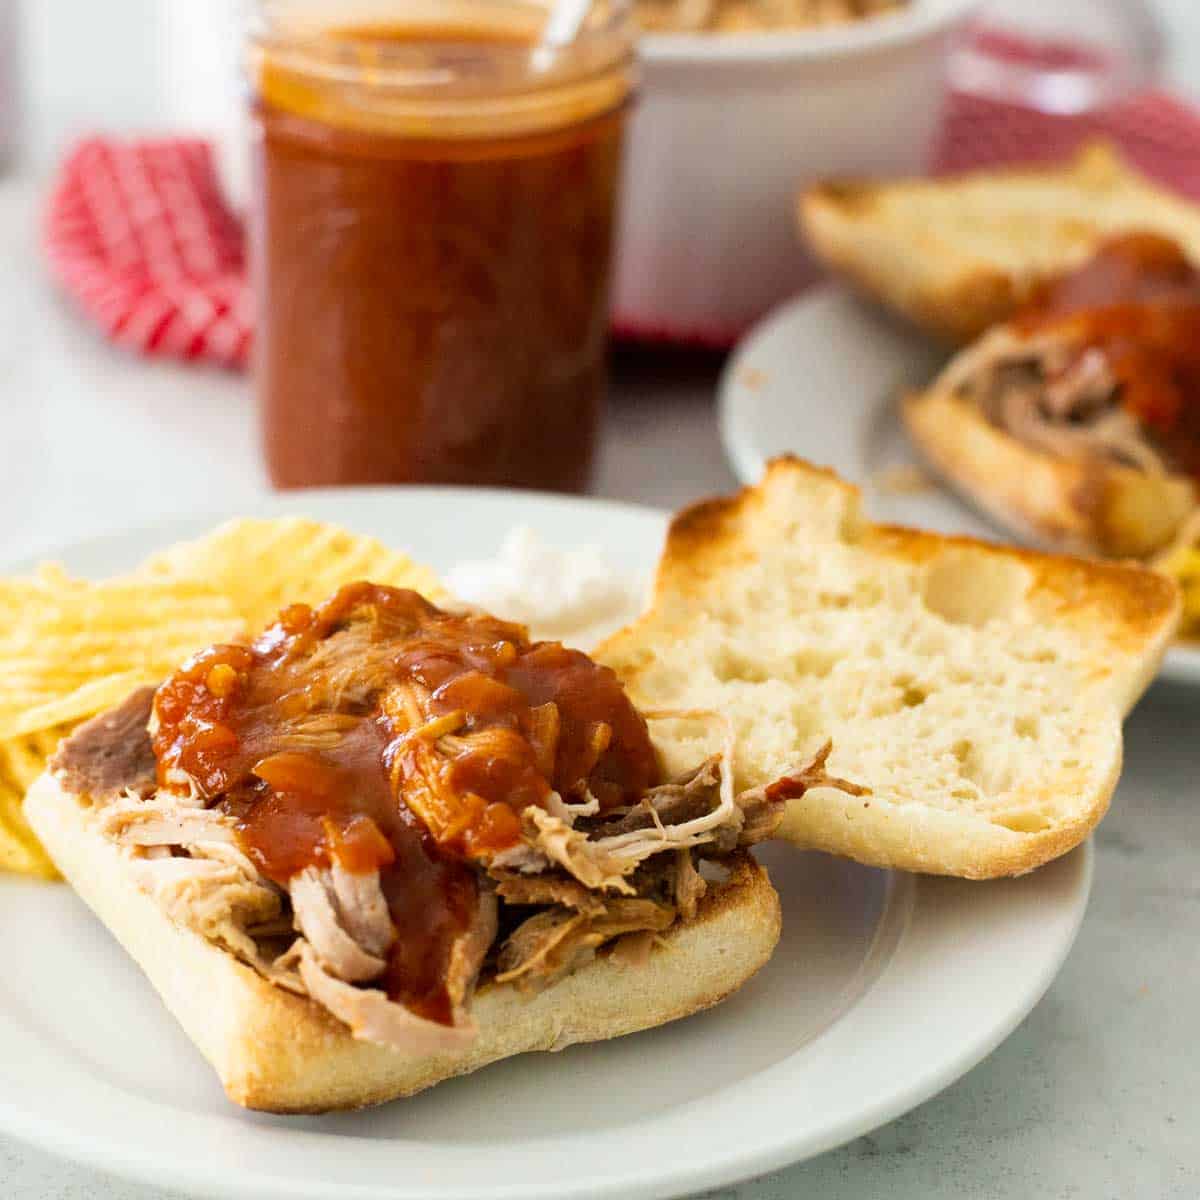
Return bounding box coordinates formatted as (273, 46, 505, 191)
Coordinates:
(41, 68, 1200, 366)
(43, 138, 252, 367)
(937, 90, 1200, 199)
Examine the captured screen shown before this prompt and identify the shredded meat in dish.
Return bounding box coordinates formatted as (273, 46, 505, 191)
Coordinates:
(636, 0, 906, 34)
(50, 584, 847, 1053)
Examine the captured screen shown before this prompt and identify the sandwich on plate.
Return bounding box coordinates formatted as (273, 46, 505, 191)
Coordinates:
(10, 463, 1180, 1112)
(799, 144, 1200, 616)
(26, 582, 794, 1112)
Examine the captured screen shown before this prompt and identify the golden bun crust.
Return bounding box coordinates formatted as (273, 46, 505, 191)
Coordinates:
(798, 143, 1200, 344)
(800, 179, 1020, 343)
(599, 459, 1179, 879)
(903, 388, 1197, 560)
(24, 773, 780, 1113)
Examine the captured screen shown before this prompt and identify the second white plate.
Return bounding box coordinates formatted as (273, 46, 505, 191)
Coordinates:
(718, 284, 1200, 685)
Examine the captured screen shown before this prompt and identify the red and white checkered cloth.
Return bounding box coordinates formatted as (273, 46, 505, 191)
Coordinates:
(936, 89, 1200, 197)
(41, 53, 1200, 367)
(43, 138, 251, 367)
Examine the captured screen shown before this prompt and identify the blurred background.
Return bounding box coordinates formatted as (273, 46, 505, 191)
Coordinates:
(10, 1, 1200, 169)
(4, 0, 1200, 538)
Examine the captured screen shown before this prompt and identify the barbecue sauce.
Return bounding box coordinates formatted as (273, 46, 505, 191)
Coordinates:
(151, 583, 658, 1022)
(1017, 232, 1200, 475)
(250, 17, 631, 490)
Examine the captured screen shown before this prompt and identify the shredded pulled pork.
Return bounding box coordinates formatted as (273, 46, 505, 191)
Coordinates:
(443, 888, 500, 1018)
(290, 867, 390, 983)
(491, 869, 607, 915)
(51, 686, 158, 802)
(520, 808, 638, 893)
(742, 740, 870, 829)
(943, 322, 1170, 475)
(329, 860, 396, 958)
(487, 741, 792, 893)
(495, 898, 677, 992)
(52, 592, 849, 1057)
(101, 797, 239, 847)
(477, 738, 862, 994)
(591, 757, 726, 839)
(70, 717, 796, 1052)
(127, 843, 290, 984)
(297, 943, 476, 1052)
(939, 233, 1200, 480)
(672, 849, 707, 920)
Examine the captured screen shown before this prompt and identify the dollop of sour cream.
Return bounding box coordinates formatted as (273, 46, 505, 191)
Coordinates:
(445, 527, 644, 651)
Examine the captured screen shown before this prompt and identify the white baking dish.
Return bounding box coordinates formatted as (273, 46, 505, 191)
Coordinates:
(611, 0, 980, 344)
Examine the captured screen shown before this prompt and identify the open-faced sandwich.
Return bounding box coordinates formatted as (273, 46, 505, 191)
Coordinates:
(3, 463, 1181, 1112)
(904, 231, 1200, 560)
(26, 581, 794, 1112)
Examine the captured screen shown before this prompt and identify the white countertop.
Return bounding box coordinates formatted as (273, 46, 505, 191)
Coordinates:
(3, 1, 1200, 1196)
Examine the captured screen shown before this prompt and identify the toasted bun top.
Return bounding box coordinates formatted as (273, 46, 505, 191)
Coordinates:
(799, 143, 1200, 342)
(599, 458, 1179, 877)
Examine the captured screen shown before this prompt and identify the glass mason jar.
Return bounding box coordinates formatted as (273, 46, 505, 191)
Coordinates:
(248, 0, 635, 491)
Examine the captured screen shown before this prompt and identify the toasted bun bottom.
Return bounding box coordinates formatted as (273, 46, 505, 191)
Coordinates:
(24, 773, 781, 1113)
(903, 389, 1197, 561)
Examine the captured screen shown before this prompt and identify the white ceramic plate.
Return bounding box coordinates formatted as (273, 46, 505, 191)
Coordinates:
(0, 488, 1092, 1200)
(718, 284, 1200, 686)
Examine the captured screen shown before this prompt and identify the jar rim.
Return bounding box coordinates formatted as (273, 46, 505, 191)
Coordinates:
(251, 0, 634, 95)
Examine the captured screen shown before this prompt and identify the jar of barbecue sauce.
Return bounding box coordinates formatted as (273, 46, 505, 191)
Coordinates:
(248, 1, 634, 490)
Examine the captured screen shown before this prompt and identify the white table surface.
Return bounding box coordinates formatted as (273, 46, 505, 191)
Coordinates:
(3, 2, 1200, 1197)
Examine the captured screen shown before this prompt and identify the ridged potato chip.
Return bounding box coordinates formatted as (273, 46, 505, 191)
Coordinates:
(0, 575, 245, 740)
(3, 673, 151, 739)
(0, 567, 79, 620)
(0, 744, 60, 879)
(1, 726, 67, 791)
(1153, 513, 1200, 639)
(138, 517, 446, 632)
(0, 801, 58, 877)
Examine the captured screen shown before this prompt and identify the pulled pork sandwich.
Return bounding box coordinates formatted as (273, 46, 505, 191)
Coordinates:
(904, 232, 1200, 560)
(27, 583, 820, 1111)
